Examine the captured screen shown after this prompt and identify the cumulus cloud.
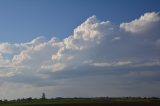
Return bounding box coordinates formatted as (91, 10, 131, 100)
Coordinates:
(120, 12, 160, 33)
(0, 11, 160, 97)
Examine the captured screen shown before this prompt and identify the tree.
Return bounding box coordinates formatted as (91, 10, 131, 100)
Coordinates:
(42, 92, 46, 100)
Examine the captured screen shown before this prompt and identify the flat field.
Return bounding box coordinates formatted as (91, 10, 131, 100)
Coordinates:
(0, 98, 160, 106)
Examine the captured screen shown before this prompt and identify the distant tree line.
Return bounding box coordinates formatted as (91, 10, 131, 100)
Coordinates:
(0, 94, 160, 103)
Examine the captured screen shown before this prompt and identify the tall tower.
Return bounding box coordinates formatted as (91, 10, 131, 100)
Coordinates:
(42, 92, 46, 100)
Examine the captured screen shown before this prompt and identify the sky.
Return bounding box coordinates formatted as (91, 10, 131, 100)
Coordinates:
(0, 0, 160, 100)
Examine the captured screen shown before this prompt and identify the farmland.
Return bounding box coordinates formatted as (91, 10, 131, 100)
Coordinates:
(0, 97, 160, 106)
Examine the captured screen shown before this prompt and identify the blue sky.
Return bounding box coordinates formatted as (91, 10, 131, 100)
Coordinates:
(0, 0, 160, 99)
(0, 0, 160, 43)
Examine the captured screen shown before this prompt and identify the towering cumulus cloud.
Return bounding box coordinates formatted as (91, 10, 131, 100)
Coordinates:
(0, 12, 160, 99)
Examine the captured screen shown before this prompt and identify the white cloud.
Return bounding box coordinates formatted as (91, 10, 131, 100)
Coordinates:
(12, 51, 31, 65)
(87, 59, 160, 68)
(41, 63, 66, 72)
(0, 12, 159, 91)
(120, 12, 160, 33)
(0, 43, 19, 54)
(73, 15, 111, 41)
(91, 62, 112, 67)
(88, 61, 132, 67)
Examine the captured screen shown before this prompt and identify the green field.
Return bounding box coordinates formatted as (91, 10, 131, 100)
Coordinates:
(0, 98, 160, 106)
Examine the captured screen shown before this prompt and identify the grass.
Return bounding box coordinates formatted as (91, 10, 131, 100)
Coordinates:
(0, 98, 160, 106)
